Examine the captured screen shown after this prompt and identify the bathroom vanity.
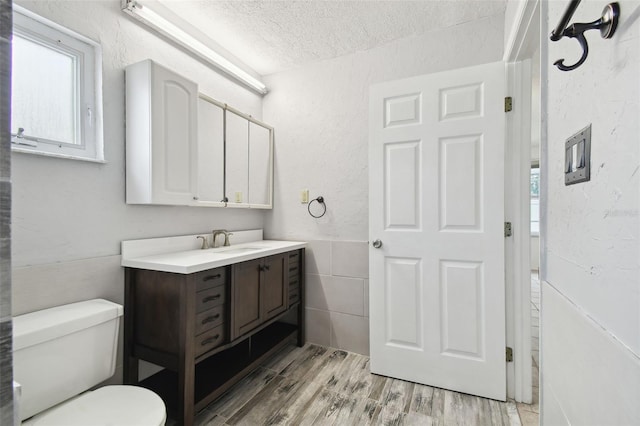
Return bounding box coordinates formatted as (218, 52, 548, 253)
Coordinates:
(121, 232, 305, 426)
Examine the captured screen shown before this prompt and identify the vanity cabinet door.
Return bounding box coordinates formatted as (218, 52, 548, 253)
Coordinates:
(231, 258, 262, 339)
(262, 254, 287, 320)
(231, 253, 289, 339)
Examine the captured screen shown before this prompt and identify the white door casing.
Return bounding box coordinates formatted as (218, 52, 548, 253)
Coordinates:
(369, 61, 506, 400)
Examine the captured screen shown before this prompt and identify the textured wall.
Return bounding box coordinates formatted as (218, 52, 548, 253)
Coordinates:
(542, 0, 640, 423)
(262, 13, 505, 242)
(12, 0, 266, 268)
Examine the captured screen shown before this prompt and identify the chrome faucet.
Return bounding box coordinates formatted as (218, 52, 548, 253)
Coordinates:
(211, 229, 233, 248)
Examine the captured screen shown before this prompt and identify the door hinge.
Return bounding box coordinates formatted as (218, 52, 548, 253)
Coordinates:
(506, 347, 513, 362)
(504, 222, 512, 237)
(504, 96, 513, 112)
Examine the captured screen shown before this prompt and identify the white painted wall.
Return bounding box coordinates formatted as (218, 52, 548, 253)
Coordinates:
(262, 14, 505, 353)
(262, 13, 505, 242)
(542, 0, 640, 424)
(12, 0, 265, 270)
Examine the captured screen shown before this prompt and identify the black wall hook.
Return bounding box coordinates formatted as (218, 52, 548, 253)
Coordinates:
(550, 1, 620, 72)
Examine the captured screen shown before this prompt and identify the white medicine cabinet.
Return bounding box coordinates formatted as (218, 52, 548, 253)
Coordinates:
(125, 59, 273, 209)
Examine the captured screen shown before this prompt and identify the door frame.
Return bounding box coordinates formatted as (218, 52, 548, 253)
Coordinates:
(503, 0, 540, 403)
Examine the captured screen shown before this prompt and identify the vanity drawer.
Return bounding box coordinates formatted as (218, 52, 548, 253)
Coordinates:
(192, 267, 227, 292)
(195, 305, 224, 335)
(195, 324, 225, 357)
(196, 285, 225, 313)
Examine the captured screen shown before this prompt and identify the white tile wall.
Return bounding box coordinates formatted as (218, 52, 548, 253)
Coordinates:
(305, 307, 331, 347)
(305, 239, 370, 355)
(330, 312, 369, 355)
(331, 241, 368, 278)
(541, 282, 640, 425)
(12, 255, 124, 315)
(305, 240, 331, 275)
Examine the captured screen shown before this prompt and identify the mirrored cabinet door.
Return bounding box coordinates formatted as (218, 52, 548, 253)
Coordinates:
(248, 122, 272, 207)
(195, 95, 225, 205)
(225, 110, 249, 206)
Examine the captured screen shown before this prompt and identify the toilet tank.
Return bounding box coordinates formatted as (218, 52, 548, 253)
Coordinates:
(13, 299, 124, 421)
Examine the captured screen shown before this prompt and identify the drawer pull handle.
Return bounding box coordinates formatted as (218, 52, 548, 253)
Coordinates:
(201, 314, 221, 324)
(201, 335, 220, 346)
(289, 294, 298, 300)
(202, 294, 221, 303)
(289, 266, 298, 272)
(203, 274, 222, 281)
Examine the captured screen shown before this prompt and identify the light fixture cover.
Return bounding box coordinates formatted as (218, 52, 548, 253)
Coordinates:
(122, 0, 268, 94)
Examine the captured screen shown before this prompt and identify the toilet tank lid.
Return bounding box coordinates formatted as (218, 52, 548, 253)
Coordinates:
(13, 299, 123, 351)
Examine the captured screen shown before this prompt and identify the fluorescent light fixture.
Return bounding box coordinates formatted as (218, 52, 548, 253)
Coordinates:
(122, 0, 268, 95)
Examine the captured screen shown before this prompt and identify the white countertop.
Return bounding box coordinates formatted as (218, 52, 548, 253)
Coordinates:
(121, 239, 306, 274)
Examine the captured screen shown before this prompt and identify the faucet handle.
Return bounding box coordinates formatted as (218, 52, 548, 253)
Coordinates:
(196, 235, 208, 250)
(224, 232, 234, 246)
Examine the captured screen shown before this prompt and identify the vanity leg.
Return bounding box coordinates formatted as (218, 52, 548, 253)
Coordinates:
(297, 249, 306, 347)
(123, 269, 138, 384)
(178, 280, 196, 426)
(178, 359, 195, 426)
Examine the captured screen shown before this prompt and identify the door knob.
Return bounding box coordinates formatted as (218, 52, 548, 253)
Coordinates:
(372, 239, 383, 249)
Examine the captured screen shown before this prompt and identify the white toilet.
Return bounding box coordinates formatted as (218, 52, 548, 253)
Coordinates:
(13, 299, 166, 426)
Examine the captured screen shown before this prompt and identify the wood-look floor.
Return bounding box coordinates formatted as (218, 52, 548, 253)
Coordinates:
(170, 343, 522, 426)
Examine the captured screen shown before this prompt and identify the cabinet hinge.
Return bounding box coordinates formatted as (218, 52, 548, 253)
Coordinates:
(505, 96, 513, 112)
(506, 347, 513, 362)
(504, 222, 513, 237)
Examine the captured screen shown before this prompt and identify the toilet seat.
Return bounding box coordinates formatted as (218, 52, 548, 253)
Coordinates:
(22, 385, 166, 426)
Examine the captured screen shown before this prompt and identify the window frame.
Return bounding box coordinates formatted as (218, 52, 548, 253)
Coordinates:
(11, 5, 104, 163)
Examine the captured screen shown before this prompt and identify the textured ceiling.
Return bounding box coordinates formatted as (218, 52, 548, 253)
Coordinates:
(157, 0, 506, 76)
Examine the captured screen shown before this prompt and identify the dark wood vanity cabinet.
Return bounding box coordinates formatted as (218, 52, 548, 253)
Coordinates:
(124, 249, 304, 426)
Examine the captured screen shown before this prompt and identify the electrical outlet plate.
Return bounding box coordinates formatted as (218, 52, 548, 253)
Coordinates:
(565, 124, 591, 185)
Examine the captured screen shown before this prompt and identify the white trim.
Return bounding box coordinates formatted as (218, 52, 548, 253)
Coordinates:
(504, 0, 540, 403)
(11, 147, 107, 164)
(504, 0, 541, 63)
(12, 5, 104, 162)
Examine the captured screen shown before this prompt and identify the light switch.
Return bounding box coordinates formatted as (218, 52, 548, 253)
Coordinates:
(235, 192, 243, 203)
(300, 189, 309, 204)
(565, 124, 591, 186)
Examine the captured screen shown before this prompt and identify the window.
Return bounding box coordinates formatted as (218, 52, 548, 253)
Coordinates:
(11, 6, 103, 162)
(530, 166, 540, 236)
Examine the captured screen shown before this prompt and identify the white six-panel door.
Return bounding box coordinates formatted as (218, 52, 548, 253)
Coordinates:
(369, 61, 506, 400)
